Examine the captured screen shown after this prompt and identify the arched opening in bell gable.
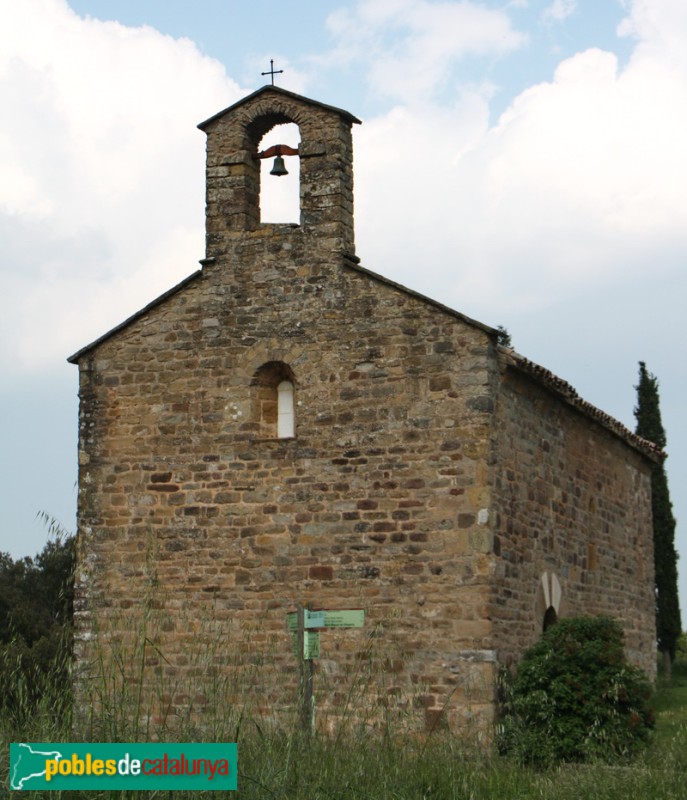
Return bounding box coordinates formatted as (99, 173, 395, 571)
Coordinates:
(257, 122, 300, 224)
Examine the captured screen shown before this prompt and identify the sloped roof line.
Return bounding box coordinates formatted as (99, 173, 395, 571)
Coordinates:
(197, 85, 362, 131)
(504, 349, 664, 462)
(66, 256, 498, 364)
(342, 256, 497, 335)
(66, 269, 202, 364)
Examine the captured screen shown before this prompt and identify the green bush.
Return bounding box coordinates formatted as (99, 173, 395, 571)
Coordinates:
(0, 525, 74, 721)
(498, 616, 654, 766)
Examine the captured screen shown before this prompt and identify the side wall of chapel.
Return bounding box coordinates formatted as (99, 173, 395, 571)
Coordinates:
(489, 357, 656, 680)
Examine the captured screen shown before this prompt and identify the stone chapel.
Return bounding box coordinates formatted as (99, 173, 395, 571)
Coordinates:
(69, 85, 659, 734)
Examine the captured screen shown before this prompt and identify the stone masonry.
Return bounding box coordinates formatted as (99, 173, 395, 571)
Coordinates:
(69, 86, 659, 736)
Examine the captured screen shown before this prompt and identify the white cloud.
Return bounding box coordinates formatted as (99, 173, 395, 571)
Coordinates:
(352, 0, 687, 320)
(0, 0, 243, 375)
(541, 0, 577, 25)
(619, 0, 687, 71)
(325, 0, 527, 102)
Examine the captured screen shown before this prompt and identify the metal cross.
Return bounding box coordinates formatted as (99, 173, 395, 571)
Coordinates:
(261, 59, 284, 86)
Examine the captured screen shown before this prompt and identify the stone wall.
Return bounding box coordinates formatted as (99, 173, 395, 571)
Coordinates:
(73, 241, 501, 734)
(489, 355, 657, 679)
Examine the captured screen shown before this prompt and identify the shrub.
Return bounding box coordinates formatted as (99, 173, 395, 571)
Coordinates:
(498, 615, 654, 766)
(0, 525, 74, 721)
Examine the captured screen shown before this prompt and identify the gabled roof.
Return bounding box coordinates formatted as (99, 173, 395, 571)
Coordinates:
(197, 85, 362, 131)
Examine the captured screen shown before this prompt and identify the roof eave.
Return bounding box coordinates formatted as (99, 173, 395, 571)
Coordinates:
(67, 269, 203, 364)
(502, 349, 664, 463)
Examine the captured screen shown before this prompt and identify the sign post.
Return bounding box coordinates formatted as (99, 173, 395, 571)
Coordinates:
(296, 604, 315, 735)
(287, 606, 365, 735)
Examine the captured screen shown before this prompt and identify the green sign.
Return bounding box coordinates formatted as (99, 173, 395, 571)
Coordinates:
(323, 609, 365, 628)
(304, 631, 320, 659)
(286, 609, 326, 631)
(9, 743, 237, 791)
(306, 610, 325, 628)
(287, 609, 364, 631)
(292, 631, 320, 660)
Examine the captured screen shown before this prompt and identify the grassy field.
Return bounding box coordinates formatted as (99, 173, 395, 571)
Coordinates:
(651, 659, 687, 751)
(2, 658, 687, 798)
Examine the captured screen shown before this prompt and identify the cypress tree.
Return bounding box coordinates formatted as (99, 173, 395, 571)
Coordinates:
(634, 362, 681, 674)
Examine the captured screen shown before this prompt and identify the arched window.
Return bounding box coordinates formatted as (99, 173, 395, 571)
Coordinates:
(252, 362, 296, 439)
(539, 571, 562, 635)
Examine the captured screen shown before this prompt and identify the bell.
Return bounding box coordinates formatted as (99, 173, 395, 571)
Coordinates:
(269, 155, 288, 177)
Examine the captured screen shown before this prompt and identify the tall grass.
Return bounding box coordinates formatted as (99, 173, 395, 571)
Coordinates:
(3, 620, 687, 799)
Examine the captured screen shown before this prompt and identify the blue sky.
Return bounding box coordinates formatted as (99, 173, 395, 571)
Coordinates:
(2, 0, 686, 615)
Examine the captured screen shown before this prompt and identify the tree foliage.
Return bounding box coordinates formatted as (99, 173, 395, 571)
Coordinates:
(0, 521, 75, 717)
(634, 361, 681, 662)
(496, 325, 512, 348)
(498, 616, 654, 766)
